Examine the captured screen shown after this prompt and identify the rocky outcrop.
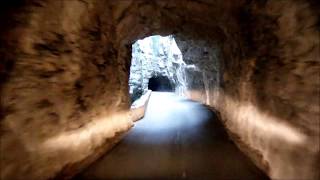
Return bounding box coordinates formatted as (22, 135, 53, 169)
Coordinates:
(175, 37, 221, 105)
(0, 0, 319, 179)
(129, 35, 186, 102)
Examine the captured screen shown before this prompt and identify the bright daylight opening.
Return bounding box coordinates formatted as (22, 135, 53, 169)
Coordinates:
(129, 35, 187, 105)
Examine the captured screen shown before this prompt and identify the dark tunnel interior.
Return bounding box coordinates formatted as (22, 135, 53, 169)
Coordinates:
(148, 75, 174, 92)
(0, 0, 319, 180)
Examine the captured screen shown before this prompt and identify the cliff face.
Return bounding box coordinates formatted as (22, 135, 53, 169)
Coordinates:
(174, 37, 221, 105)
(129, 35, 186, 102)
(0, 0, 319, 179)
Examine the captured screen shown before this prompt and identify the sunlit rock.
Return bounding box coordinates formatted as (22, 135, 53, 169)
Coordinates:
(129, 35, 187, 102)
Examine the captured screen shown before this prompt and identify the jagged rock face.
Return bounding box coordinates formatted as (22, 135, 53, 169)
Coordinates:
(0, 1, 134, 179)
(0, 0, 319, 180)
(129, 35, 186, 102)
(175, 37, 221, 105)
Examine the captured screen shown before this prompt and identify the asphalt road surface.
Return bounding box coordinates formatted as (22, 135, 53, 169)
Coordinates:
(76, 92, 269, 180)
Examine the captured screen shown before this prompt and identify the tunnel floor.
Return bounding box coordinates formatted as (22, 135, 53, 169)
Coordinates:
(76, 92, 269, 180)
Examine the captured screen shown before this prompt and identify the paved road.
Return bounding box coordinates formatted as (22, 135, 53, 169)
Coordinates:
(76, 92, 269, 180)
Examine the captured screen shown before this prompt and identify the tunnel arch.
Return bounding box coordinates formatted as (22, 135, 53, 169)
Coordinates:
(147, 75, 174, 92)
(0, 0, 319, 180)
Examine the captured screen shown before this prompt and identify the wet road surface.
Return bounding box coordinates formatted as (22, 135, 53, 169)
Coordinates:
(76, 92, 269, 180)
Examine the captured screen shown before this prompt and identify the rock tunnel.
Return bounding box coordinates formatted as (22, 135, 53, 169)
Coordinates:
(0, 0, 319, 179)
(147, 75, 174, 92)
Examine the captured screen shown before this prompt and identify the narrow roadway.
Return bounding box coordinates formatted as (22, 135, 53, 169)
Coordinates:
(76, 92, 269, 180)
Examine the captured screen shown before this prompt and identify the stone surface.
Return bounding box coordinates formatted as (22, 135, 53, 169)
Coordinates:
(175, 37, 221, 105)
(129, 35, 186, 102)
(0, 0, 319, 179)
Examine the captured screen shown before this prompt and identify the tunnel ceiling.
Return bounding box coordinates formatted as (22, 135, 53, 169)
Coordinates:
(0, 0, 319, 180)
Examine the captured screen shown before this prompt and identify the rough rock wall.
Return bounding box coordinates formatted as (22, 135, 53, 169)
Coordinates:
(0, 1, 133, 179)
(175, 37, 221, 105)
(129, 35, 186, 102)
(176, 1, 320, 179)
(0, 0, 319, 180)
(219, 1, 320, 179)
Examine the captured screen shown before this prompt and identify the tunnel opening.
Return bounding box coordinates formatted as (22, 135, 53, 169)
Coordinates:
(128, 35, 187, 104)
(147, 74, 174, 91)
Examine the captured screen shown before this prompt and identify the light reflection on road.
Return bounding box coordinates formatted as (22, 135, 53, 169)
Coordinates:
(131, 92, 212, 144)
(77, 92, 269, 180)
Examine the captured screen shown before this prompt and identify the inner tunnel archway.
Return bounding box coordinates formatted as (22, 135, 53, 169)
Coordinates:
(147, 75, 174, 92)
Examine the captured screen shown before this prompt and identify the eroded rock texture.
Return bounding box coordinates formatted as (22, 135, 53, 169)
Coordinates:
(129, 35, 186, 102)
(175, 37, 221, 105)
(0, 0, 319, 179)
